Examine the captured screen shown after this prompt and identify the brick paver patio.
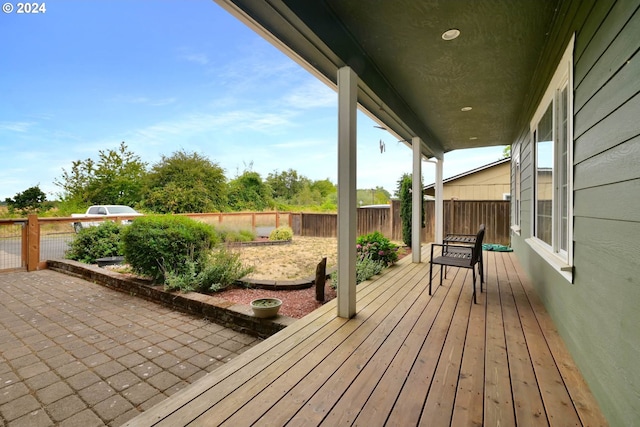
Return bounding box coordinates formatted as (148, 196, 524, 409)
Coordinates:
(0, 270, 261, 426)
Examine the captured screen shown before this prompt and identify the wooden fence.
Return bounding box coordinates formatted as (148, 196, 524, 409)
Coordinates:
(291, 200, 510, 246)
(0, 201, 510, 272)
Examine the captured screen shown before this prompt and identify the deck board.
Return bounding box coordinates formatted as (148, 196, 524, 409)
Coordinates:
(125, 249, 607, 427)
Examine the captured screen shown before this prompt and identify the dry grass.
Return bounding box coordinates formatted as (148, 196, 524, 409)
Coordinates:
(237, 236, 337, 281)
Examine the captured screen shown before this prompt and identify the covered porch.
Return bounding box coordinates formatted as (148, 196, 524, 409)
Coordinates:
(127, 248, 606, 426)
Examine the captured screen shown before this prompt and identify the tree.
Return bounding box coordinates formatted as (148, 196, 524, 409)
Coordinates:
(502, 145, 511, 158)
(398, 174, 413, 246)
(227, 171, 272, 211)
(266, 169, 309, 201)
(86, 142, 147, 206)
(5, 185, 52, 215)
(309, 179, 336, 199)
(54, 142, 146, 207)
(396, 174, 425, 247)
(356, 187, 391, 206)
(141, 150, 227, 213)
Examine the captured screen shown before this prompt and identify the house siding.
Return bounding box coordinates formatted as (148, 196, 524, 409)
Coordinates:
(511, 1, 640, 426)
(428, 161, 511, 200)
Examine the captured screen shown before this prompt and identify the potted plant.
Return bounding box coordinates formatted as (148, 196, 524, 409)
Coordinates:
(250, 298, 282, 318)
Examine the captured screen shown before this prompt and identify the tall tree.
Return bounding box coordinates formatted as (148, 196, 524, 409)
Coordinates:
(310, 179, 337, 199)
(86, 142, 147, 206)
(227, 171, 272, 211)
(396, 174, 425, 247)
(54, 142, 146, 206)
(141, 150, 227, 213)
(5, 185, 52, 215)
(266, 169, 309, 201)
(398, 174, 413, 246)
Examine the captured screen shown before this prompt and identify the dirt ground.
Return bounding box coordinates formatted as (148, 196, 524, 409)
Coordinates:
(236, 236, 338, 281)
(218, 236, 409, 318)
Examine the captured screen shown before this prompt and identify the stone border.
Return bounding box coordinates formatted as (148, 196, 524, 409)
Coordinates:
(47, 259, 296, 339)
(239, 265, 336, 290)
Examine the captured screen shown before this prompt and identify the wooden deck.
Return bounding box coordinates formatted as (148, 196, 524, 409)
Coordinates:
(126, 248, 607, 426)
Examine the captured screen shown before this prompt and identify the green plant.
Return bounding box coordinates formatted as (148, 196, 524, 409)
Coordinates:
(269, 226, 293, 241)
(356, 231, 399, 266)
(121, 215, 218, 283)
(217, 227, 256, 243)
(198, 248, 254, 292)
(164, 260, 199, 292)
(163, 247, 254, 293)
(65, 221, 123, 263)
(330, 255, 386, 289)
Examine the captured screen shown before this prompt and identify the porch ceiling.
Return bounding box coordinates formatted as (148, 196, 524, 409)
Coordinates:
(215, 0, 560, 158)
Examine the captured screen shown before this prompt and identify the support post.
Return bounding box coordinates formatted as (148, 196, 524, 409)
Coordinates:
(412, 137, 422, 263)
(435, 158, 444, 244)
(337, 66, 357, 319)
(27, 214, 40, 272)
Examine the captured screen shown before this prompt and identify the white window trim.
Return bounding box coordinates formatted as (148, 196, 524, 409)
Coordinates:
(511, 141, 521, 235)
(526, 35, 574, 283)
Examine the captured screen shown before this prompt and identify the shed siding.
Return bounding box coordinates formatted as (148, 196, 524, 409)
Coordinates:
(511, 1, 640, 425)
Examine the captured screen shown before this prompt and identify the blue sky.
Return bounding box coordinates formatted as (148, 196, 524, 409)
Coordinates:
(0, 1, 506, 202)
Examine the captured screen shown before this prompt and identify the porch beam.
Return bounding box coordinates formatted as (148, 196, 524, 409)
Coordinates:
(337, 66, 357, 318)
(435, 158, 444, 243)
(411, 137, 422, 263)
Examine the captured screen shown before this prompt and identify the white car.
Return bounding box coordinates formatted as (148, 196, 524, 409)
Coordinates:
(71, 205, 142, 232)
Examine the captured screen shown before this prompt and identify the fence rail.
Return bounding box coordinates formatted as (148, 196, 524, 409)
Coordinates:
(0, 200, 510, 272)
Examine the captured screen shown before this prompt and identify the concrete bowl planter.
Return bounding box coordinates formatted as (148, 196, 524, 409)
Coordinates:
(250, 298, 282, 318)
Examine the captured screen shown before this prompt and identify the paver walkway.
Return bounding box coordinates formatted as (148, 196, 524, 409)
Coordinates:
(0, 270, 261, 426)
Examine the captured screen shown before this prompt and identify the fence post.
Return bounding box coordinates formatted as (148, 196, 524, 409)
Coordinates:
(275, 211, 280, 228)
(27, 214, 40, 272)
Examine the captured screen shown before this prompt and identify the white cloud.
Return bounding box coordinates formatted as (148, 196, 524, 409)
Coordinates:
(0, 121, 36, 132)
(181, 53, 209, 65)
(111, 95, 177, 107)
(283, 79, 336, 110)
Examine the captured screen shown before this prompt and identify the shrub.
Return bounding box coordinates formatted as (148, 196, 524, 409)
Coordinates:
(269, 226, 293, 241)
(65, 221, 123, 264)
(198, 248, 254, 292)
(330, 255, 386, 289)
(121, 215, 218, 283)
(356, 231, 399, 266)
(217, 227, 256, 243)
(163, 248, 254, 293)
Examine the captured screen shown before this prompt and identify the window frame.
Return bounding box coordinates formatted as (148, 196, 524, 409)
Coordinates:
(511, 141, 521, 234)
(526, 37, 574, 282)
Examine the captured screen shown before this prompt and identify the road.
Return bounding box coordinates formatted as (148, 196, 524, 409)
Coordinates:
(0, 234, 75, 269)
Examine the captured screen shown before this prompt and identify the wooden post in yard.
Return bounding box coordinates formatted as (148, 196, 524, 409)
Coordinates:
(27, 214, 40, 271)
(315, 257, 327, 302)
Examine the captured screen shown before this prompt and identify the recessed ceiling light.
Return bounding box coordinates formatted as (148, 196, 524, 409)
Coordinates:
(461, 106, 472, 111)
(469, 137, 478, 140)
(441, 29, 460, 41)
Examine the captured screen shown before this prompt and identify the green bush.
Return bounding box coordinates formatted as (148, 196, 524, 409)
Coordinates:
(269, 226, 293, 241)
(356, 231, 399, 266)
(65, 221, 123, 264)
(121, 215, 218, 283)
(164, 248, 254, 293)
(198, 248, 254, 292)
(217, 227, 256, 243)
(330, 255, 386, 289)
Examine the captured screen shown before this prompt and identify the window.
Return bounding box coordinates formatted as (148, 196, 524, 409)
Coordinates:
(529, 38, 573, 274)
